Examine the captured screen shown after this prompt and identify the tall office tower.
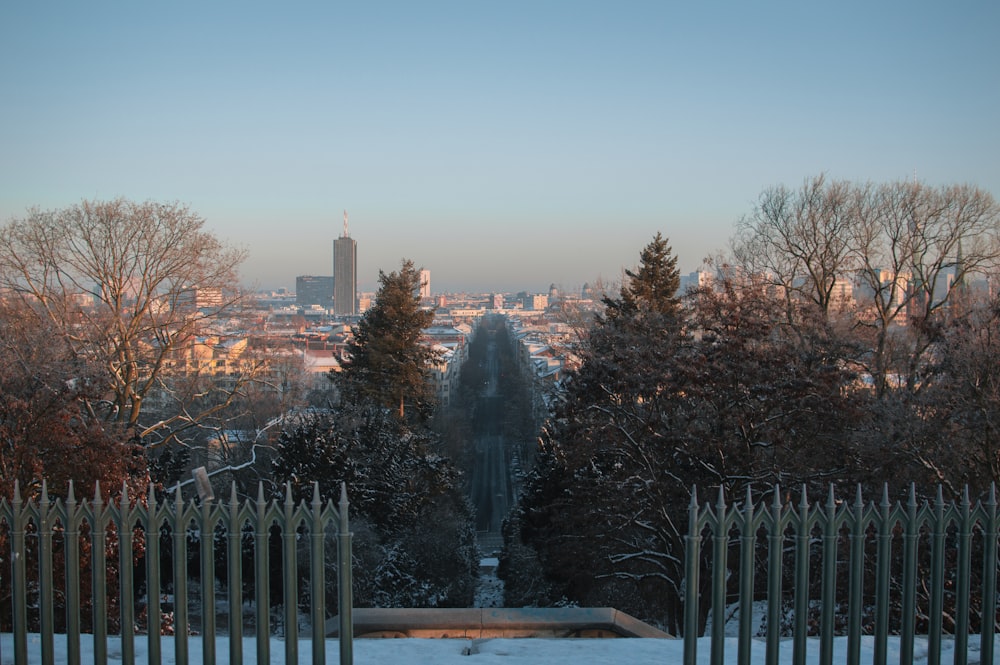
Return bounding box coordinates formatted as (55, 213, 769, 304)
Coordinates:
(296, 275, 334, 308)
(419, 269, 431, 298)
(334, 210, 358, 316)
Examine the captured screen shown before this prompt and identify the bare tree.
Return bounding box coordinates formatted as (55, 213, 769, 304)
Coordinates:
(733, 174, 856, 319)
(851, 181, 1000, 395)
(0, 198, 260, 448)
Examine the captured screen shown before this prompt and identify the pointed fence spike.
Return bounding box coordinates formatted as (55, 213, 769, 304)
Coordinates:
(94, 480, 102, 503)
(284, 482, 293, 506)
(230, 482, 239, 506)
(339, 481, 350, 534)
(175, 482, 184, 505)
(67, 480, 76, 504)
(257, 481, 266, 504)
(121, 480, 129, 506)
(936, 484, 944, 506)
(881, 483, 891, 509)
(147, 482, 157, 510)
(716, 484, 726, 510)
(990, 482, 997, 507)
(41, 479, 49, 504)
(962, 485, 970, 507)
(827, 484, 836, 509)
(742, 485, 754, 521)
(855, 483, 864, 509)
(687, 486, 700, 536)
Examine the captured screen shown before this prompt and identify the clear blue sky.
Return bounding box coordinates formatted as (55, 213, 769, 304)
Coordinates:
(2, 2, 998, 294)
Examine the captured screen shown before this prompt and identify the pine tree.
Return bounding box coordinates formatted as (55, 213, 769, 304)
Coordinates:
(515, 241, 862, 631)
(601, 231, 680, 322)
(516, 233, 688, 625)
(339, 259, 437, 420)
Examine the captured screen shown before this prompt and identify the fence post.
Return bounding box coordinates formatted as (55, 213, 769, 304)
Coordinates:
(710, 486, 728, 665)
(982, 483, 997, 665)
(737, 486, 756, 665)
(820, 485, 838, 665)
(954, 487, 972, 663)
(765, 486, 783, 665)
(792, 487, 810, 665)
(227, 483, 243, 665)
(65, 481, 82, 665)
(282, 483, 298, 665)
(682, 487, 701, 665)
(900, 484, 919, 665)
(172, 483, 189, 665)
(118, 482, 135, 665)
(39, 481, 55, 665)
(874, 484, 892, 665)
(928, 486, 946, 665)
(310, 482, 325, 665)
(11, 480, 28, 665)
(338, 482, 354, 665)
(254, 482, 270, 665)
(145, 483, 162, 665)
(92, 481, 108, 665)
(846, 485, 864, 665)
(200, 489, 217, 665)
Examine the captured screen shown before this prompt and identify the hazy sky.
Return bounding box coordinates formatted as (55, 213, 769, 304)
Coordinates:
(2, 2, 998, 294)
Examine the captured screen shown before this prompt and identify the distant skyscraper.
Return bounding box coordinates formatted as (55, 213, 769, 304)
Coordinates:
(334, 210, 357, 316)
(419, 269, 431, 298)
(296, 275, 334, 308)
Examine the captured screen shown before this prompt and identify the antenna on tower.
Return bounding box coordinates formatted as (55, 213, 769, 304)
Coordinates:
(343, 210, 349, 238)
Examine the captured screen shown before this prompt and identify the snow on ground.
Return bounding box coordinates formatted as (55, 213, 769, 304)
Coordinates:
(474, 556, 504, 609)
(2, 633, 997, 665)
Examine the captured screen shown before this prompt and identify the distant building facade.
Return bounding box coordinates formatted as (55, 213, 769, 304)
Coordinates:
(419, 269, 431, 298)
(334, 213, 357, 316)
(296, 275, 334, 308)
(176, 287, 224, 311)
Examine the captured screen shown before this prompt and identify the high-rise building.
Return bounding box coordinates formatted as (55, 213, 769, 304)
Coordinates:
(419, 269, 431, 298)
(334, 211, 357, 316)
(296, 275, 334, 308)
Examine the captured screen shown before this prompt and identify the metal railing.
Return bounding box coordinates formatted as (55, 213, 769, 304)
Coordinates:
(6, 478, 1000, 665)
(0, 479, 353, 665)
(684, 483, 999, 665)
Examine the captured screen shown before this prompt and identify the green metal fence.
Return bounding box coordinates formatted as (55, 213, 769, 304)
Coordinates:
(0, 479, 353, 665)
(684, 483, 999, 665)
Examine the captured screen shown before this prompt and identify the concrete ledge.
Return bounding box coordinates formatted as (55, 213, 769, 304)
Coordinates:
(326, 607, 670, 639)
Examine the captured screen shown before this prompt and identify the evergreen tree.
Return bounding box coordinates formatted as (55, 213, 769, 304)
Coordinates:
(601, 231, 680, 322)
(273, 404, 459, 529)
(339, 259, 437, 421)
(276, 259, 477, 608)
(516, 234, 688, 625)
(272, 400, 477, 608)
(513, 236, 861, 631)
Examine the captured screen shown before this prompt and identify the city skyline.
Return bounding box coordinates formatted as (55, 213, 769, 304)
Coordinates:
(1, 2, 998, 294)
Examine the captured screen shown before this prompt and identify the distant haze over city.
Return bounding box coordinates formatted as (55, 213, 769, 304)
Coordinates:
(2, 3, 997, 294)
(244, 210, 724, 296)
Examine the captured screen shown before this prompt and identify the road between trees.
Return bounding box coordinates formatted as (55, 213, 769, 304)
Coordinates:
(468, 332, 517, 554)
